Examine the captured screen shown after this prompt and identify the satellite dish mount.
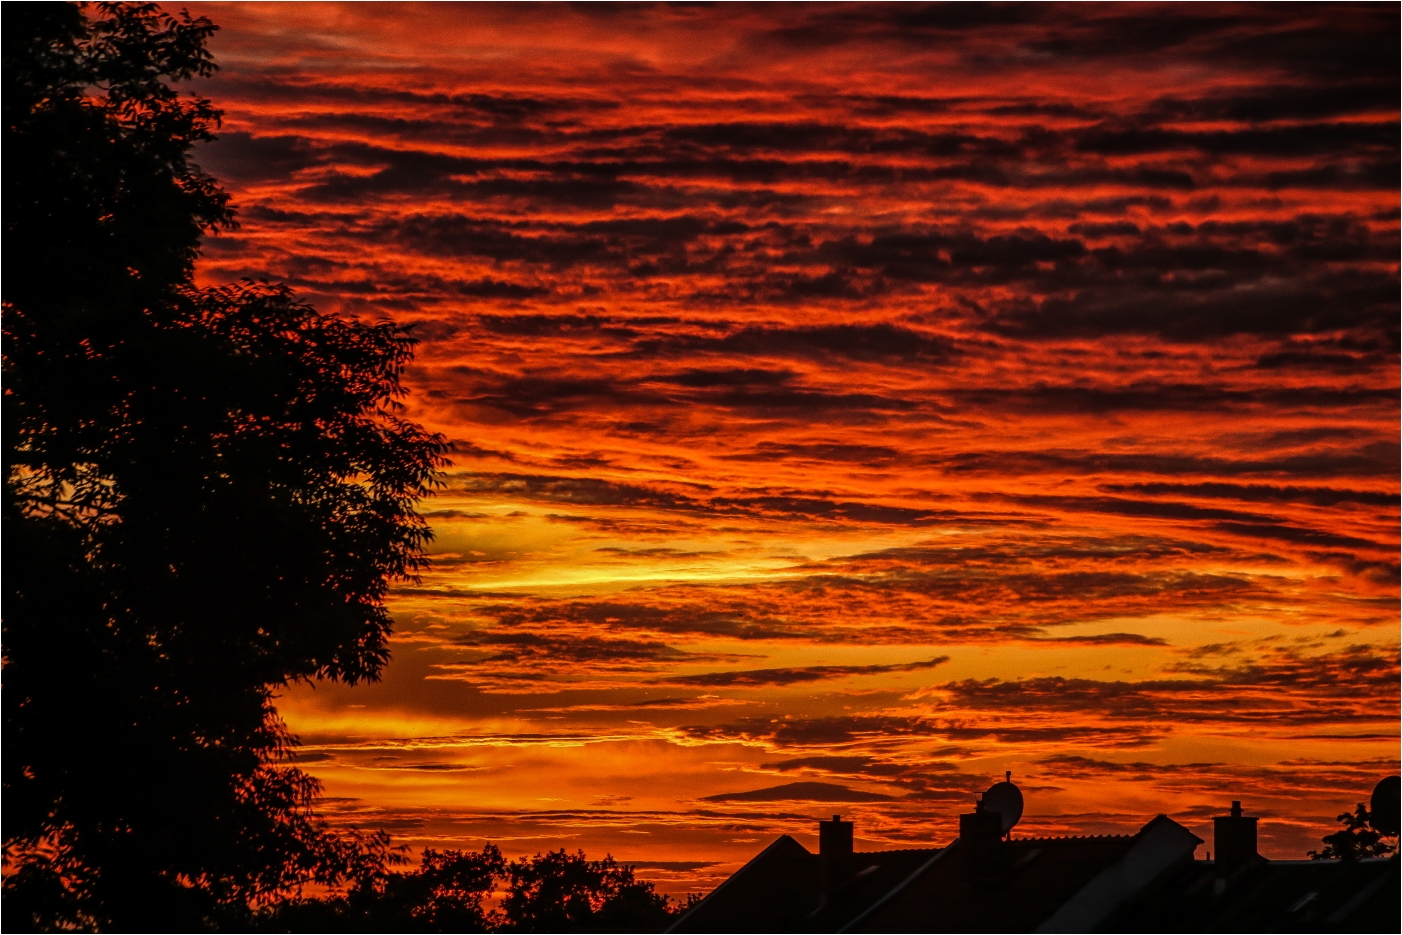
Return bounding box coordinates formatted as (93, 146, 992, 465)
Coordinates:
(981, 771, 1025, 839)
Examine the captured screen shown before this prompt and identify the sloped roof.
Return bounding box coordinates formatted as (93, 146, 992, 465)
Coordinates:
(807, 847, 945, 932)
(841, 814, 1204, 933)
(668, 814, 1208, 934)
(1097, 854, 1400, 933)
(667, 835, 821, 933)
(666, 838, 943, 933)
(842, 834, 1139, 933)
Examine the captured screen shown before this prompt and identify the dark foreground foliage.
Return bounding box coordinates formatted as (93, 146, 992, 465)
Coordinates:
(3, 3, 445, 930)
(1308, 802, 1399, 861)
(260, 846, 693, 933)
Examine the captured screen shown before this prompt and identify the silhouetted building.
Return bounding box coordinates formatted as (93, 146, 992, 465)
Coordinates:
(1103, 800, 1398, 933)
(1212, 800, 1258, 875)
(668, 791, 1400, 933)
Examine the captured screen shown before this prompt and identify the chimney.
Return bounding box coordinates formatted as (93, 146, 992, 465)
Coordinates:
(819, 814, 854, 897)
(1213, 801, 1258, 875)
(959, 798, 1004, 874)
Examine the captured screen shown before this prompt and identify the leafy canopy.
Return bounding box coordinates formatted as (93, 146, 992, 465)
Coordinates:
(3, 2, 445, 929)
(261, 846, 684, 933)
(1307, 802, 1398, 861)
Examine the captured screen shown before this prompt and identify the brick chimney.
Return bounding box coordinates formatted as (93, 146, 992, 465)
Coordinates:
(959, 799, 1004, 874)
(1213, 801, 1258, 874)
(819, 814, 854, 897)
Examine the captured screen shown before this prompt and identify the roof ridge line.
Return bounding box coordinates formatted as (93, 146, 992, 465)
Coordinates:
(1016, 833, 1133, 842)
(857, 846, 944, 854)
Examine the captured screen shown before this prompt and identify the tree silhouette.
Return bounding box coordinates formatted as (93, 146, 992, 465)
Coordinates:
(3, 3, 445, 929)
(500, 849, 674, 933)
(1307, 802, 1398, 860)
(264, 846, 507, 933)
(256, 845, 680, 933)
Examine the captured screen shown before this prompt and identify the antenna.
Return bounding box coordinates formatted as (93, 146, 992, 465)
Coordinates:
(981, 772, 1024, 835)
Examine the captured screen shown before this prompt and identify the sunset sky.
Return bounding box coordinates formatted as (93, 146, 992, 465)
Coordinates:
(184, 2, 1398, 895)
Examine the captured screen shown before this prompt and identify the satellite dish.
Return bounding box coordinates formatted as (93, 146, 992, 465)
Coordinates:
(1370, 776, 1399, 836)
(982, 772, 1024, 834)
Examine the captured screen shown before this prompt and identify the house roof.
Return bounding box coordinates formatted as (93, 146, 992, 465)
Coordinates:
(667, 836, 945, 933)
(843, 832, 1144, 933)
(807, 847, 946, 932)
(666, 835, 825, 933)
(1097, 854, 1400, 933)
(667, 793, 1399, 933)
(669, 816, 1202, 934)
